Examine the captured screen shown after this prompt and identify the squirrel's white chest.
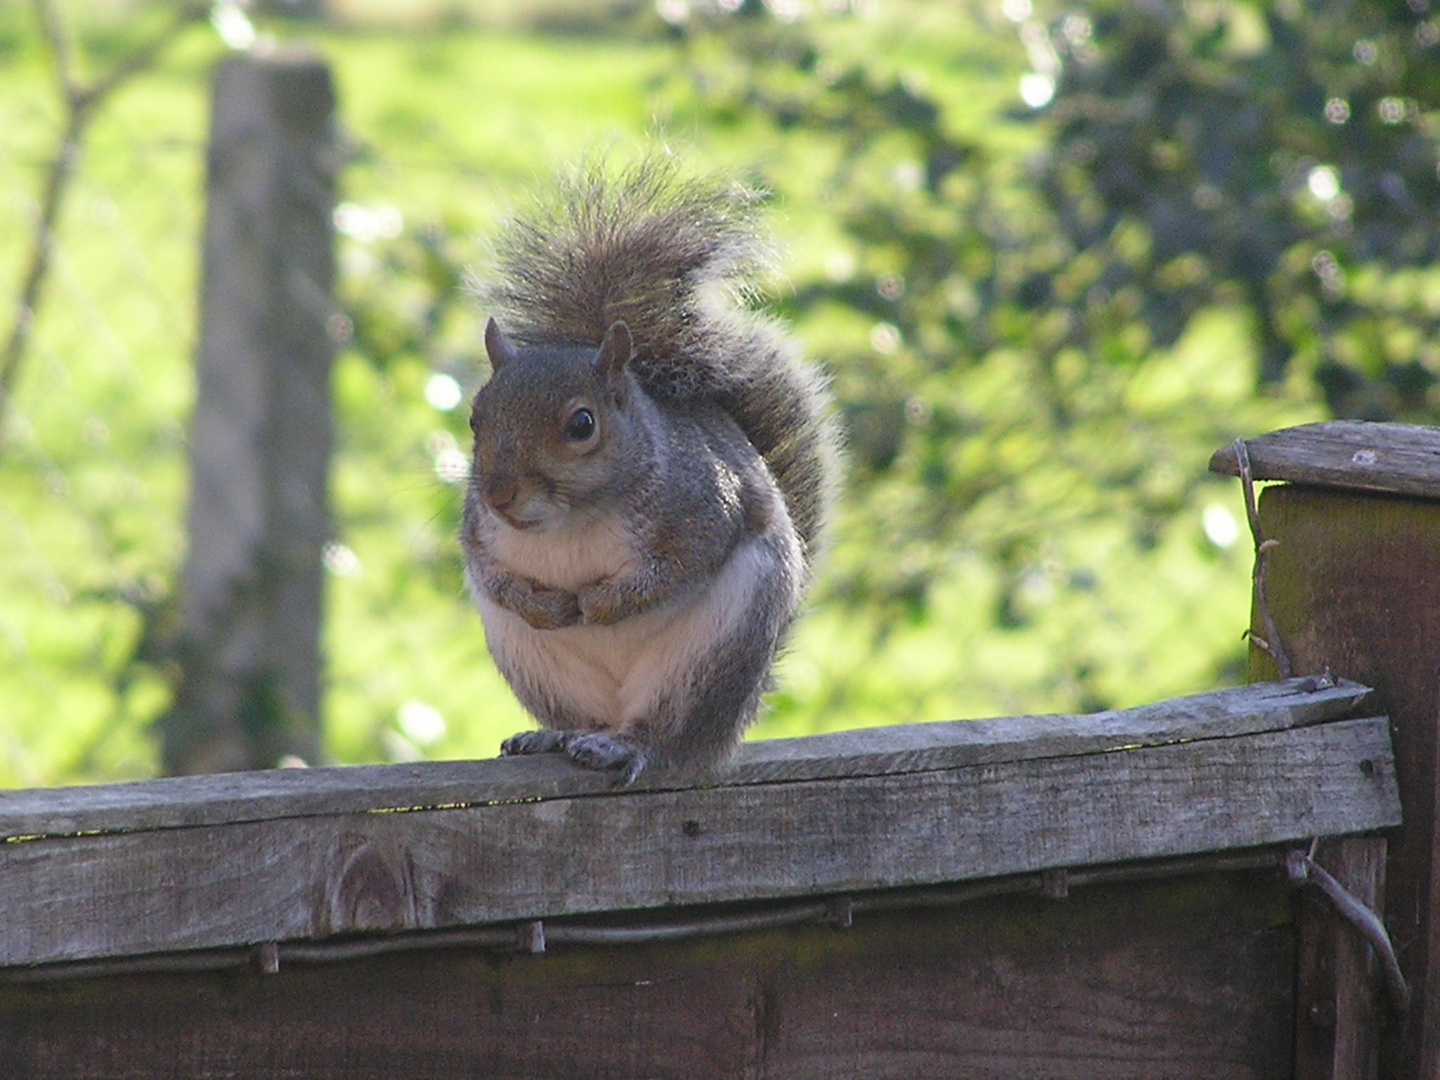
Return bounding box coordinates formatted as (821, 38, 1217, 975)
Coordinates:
(476, 536, 775, 733)
(485, 513, 637, 591)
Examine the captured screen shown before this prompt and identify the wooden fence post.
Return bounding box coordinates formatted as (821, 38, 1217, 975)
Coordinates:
(163, 51, 338, 775)
(1212, 422, 1440, 1080)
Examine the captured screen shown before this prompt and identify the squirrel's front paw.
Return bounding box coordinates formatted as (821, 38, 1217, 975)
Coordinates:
(515, 587, 581, 630)
(501, 730, 571, 756)
(576, 583, 639, 626)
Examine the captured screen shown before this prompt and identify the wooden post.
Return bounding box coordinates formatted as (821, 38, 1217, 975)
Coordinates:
(163, 51, 338, 774)
(1212, 421, 1440, 1080)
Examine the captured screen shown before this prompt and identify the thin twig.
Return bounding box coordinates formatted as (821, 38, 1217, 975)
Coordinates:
(1286, 849, 1411, 1016)
(1234, 437, 1262, 546)
(32, 0, 80, 105)
(1234, 437, 1292, 678)
(85, 2, 212, 112)
(0, 0, 209, 434)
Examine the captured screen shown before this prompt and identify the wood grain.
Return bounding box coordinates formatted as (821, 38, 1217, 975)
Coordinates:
(0, 716, 1399, 969)
(1331, 838, 1387, 1080)
(1246, 485, 1440, 1080)
(1209, 421, 1440, 500)
(0, 676, 1370, 841)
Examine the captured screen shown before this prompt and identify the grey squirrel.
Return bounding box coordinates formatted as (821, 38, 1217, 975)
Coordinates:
(461, 157, 840, 784)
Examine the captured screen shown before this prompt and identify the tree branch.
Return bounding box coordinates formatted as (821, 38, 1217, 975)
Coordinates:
(1234, 436, 1292, 679)
(0, 0, 210, 437)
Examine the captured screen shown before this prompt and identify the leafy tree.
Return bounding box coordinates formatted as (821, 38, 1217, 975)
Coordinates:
(1019, 0, 1440, 419)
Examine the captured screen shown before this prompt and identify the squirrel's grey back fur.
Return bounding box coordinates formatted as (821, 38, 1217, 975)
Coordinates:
(477, 155, 840, 566)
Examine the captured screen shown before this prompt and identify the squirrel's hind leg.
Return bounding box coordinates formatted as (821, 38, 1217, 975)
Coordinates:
(501, 728, 648, 786)
(563, 731, 648, 786)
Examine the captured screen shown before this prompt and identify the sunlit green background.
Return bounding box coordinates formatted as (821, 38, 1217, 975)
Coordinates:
(3, 0, 1436, 787)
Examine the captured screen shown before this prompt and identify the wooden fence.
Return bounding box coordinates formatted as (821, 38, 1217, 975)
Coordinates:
(1211, 420, 1440, 1079)
(0, 674, 1404, 1078)
(2, 417, 1438, 1078)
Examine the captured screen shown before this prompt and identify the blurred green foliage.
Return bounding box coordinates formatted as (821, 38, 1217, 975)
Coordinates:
(1028, 0, 1440, 416)
(3, 0, 1434, 786)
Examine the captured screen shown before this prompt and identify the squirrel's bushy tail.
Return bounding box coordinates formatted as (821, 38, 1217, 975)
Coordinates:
(478, 154, 841, 566)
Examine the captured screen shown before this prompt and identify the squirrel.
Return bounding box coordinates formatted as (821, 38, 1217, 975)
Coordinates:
(460, 156, 841, 784)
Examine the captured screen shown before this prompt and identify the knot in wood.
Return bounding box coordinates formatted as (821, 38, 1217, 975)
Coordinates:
(320, 835, 421, 935)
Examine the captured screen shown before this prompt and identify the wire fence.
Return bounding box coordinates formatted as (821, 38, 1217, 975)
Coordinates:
(0, 22, 523, 787)
(0, 66, 211, 785)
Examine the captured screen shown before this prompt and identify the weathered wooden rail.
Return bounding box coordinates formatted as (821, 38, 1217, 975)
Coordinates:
(0, 421, 1434, 1080)
(0, 675, 1393, 973)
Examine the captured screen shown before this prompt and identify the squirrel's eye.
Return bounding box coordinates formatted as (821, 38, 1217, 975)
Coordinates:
(564, 407, 597, 442)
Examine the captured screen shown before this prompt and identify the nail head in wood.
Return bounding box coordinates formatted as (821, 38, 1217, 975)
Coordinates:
(517, 920, 546, 955)
(254, 942, 281, 976)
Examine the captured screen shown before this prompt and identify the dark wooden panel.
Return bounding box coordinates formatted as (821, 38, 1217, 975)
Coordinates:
(1251, 485, 1440, 1080)
(0, 870, 1295, 1080)
(0, 718, 1398, 969)
(760, 872, 1295, 1080)
(1210, 421, 1440, 501)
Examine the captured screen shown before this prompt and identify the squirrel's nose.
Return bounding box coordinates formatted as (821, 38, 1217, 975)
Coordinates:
(485, 475, 519, 512)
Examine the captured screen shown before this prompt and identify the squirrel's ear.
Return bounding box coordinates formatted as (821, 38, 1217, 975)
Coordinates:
(485, 318, 519, 372)
(595, 321, 632, 381)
